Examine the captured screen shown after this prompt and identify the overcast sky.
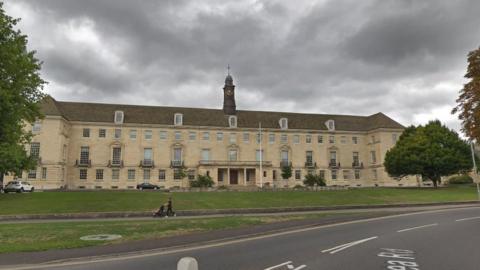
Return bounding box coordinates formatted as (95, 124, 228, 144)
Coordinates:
(4, 0, 480, 133)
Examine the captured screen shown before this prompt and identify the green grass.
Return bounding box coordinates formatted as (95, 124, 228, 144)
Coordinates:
(0, 214, 334, 253)
(0, 186, 477, 216)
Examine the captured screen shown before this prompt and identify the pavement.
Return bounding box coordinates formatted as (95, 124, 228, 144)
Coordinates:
(1, 204, 480, 269)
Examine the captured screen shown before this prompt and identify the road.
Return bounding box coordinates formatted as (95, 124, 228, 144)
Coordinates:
(5, 206, 480, 270)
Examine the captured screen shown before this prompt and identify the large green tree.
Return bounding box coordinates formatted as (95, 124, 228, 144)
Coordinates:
(452, 46, 480, 141)
(0, 2, 45, 187)
(384, 120, 472, 188)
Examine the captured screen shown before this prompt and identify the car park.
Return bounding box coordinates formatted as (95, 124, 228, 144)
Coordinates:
(4, 181, 34, 193)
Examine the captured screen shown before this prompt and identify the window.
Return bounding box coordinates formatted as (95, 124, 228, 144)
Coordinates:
(173, 148, 182, 161)
(354, 170, 360, 180)
(343, 170, 350, 180)
(114, 111, 124, 124)
(293, 135, 300, 144)
(318, 135, 323, 144)
(229, 116, 237, 128)
(325, 120, 335, 131)
(306, 151, 313, 164)
(372, 169, 378, 180)
(202, 132, 210, 141)
(80, 146, 89, 164)
(279, 118, 288, 129)
(41, 167, 47, 179)
(370, 151, 377, 164)
(281, 150, 289, 162)
(79, 169, 88, 180)
(256, 133, 262, 144)
(112, 169, 120, 180)
(32, 120, 41, 132)
(143, 169, 151, 181)
(188, 170, 195, 180)
(273, 170, 277, 180)
(160, 131, 167, 140)
(340, 136, 347, 144)
(329, 151, 337, 165)
(228, 149, 238, 161)
(256, 150, 264, 161)
(129, 129, 137, 139)
(96, 169, 104, 181)
(306, 135, 312, 143)
(331, 170, 337, 180)
(174, 169, 183, 180)
(30, 142, 40, 159)
(269, 134, 275, 144)
(352, 136, 358, 144)
(353, 152, 359, 166)
(128, 169, 136, 180)
(83, 128, 90, 138)
(144, 130, 153, 140)
(281, 134, 288, 144)
(243, 133, 250, 143)
(28, 169, 36, 179)
(201, 149, 210, 161)
(174, 131, 182, 140)
(99, 129, 106, 138)
(216, 132, 223, 141)
(112, 147, 121, 165)
(144, 148, 153, 162)
(114, 129, 121, 139)
(392, 134, 398, 144)
(158, 170, 166, 181)
(329, 136, 335, 144)
(189, 132, 197, 140)
(319, 170, 325, 180)
(229, 133, 236, 143)
(295, 170, 301, 180)
(174, 113, 183, 126)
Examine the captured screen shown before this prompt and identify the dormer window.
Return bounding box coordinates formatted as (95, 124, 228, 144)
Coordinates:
(325, 119, 335, 131)
(114, 111, 124, 124)
(279, 118, 288, 130)
(174, 113, 183, 126)
(229, 116, 237, 128)
(32, 120, 42, 132)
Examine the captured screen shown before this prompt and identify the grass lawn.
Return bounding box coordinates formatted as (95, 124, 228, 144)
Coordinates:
(0, 213, 336, 253)
(0, 186, 477, 216)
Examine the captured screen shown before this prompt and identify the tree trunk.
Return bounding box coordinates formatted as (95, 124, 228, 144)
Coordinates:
(433, 179, 438, 188)
(0, 172, 4, 192)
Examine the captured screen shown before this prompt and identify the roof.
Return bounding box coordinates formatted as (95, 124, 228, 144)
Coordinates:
(39, 97, 404, 132)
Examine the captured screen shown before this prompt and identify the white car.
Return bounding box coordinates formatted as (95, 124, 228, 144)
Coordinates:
(4, 181, 34, 193)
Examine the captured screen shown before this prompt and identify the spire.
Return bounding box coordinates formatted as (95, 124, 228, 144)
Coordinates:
(225, 65, 233, 86)
(223, 66, 236, 115)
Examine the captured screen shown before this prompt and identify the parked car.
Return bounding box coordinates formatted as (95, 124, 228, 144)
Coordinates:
(4, 181, 34, 193)
(136, 183, 160, 190)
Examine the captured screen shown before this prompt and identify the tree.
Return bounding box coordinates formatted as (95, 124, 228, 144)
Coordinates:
(281, 165, 292, 180)
(0, 3, 46, 188)
(190, 174, 214, 188)
(384, 120, 472, 188)
(452, 46, 480, 141)
(303, 173, 326, 187)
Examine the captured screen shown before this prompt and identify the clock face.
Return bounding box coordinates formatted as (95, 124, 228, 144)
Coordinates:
(226, 89, 233, 96)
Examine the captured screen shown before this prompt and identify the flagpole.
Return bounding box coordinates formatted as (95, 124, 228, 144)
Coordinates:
(259, 122, 263, 189)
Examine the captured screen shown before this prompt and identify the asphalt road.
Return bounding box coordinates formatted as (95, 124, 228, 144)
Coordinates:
(6, 206, 480, 270)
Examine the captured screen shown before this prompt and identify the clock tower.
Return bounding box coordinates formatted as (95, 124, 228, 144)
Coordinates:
(223, 69, 236, 115)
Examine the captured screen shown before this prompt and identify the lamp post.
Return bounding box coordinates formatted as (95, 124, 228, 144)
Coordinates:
(259, 122, 263, 189)
(469, 142, 480, 201)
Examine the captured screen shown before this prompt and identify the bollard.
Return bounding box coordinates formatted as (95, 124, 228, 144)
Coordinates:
(177, 257, 199, 270)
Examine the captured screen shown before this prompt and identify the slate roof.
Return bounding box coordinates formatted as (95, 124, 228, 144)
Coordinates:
(40, 96, 404, 132)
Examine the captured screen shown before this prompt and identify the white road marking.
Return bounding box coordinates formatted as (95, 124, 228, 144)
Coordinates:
(455, 216, 480, 222)
(397, 223, 438, 232)
(264, 261, 306, 270)
(321, 236, 378, 254)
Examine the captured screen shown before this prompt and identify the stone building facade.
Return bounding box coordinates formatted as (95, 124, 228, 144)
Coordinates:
(5, 74, 419, 189)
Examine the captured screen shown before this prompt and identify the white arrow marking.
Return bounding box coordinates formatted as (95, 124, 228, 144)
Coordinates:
(397, 223, 438, 232)
(456, 216, 480, 222)
(322, 236, 378, 254)
(264, 261, 306, 270)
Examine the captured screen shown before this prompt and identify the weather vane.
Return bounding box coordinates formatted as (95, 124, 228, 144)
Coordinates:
(227, 64, 230, 75)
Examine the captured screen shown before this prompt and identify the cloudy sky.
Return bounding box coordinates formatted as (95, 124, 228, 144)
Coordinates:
(4, 0, 480, 133)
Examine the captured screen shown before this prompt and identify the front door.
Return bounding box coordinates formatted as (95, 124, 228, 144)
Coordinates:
(230, 169, 238, 185)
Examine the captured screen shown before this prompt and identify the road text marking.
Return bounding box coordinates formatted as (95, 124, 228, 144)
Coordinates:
(378, 248, 420, 270)
(264, 261, 306, 270)
(397, 223, 437, 233)
(455, 216, 480, 222)
(321, 236, 378, 254)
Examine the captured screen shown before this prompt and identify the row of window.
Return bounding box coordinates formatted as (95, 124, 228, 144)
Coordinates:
(79, 168, 195, 181)
(27, 167, 48, 179)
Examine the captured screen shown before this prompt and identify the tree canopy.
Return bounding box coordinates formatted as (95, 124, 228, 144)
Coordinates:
(303, 173, 326, 187)
(0, 2, 45, 184)
(384, 120, 472, 187)
(452, 46, 480, 141)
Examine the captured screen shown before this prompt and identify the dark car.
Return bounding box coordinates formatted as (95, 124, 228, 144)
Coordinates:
(136, 183, 160, 190)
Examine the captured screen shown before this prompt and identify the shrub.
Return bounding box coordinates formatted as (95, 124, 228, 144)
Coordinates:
(293, 184, 305, 190)
(217, 185, 229, 190)
(303, 173, 326, 187)
(448, 175, 473, 185)
(190, 174, 214, 188)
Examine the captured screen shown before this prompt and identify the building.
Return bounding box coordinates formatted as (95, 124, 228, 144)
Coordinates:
(5, 73, 419, 189)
